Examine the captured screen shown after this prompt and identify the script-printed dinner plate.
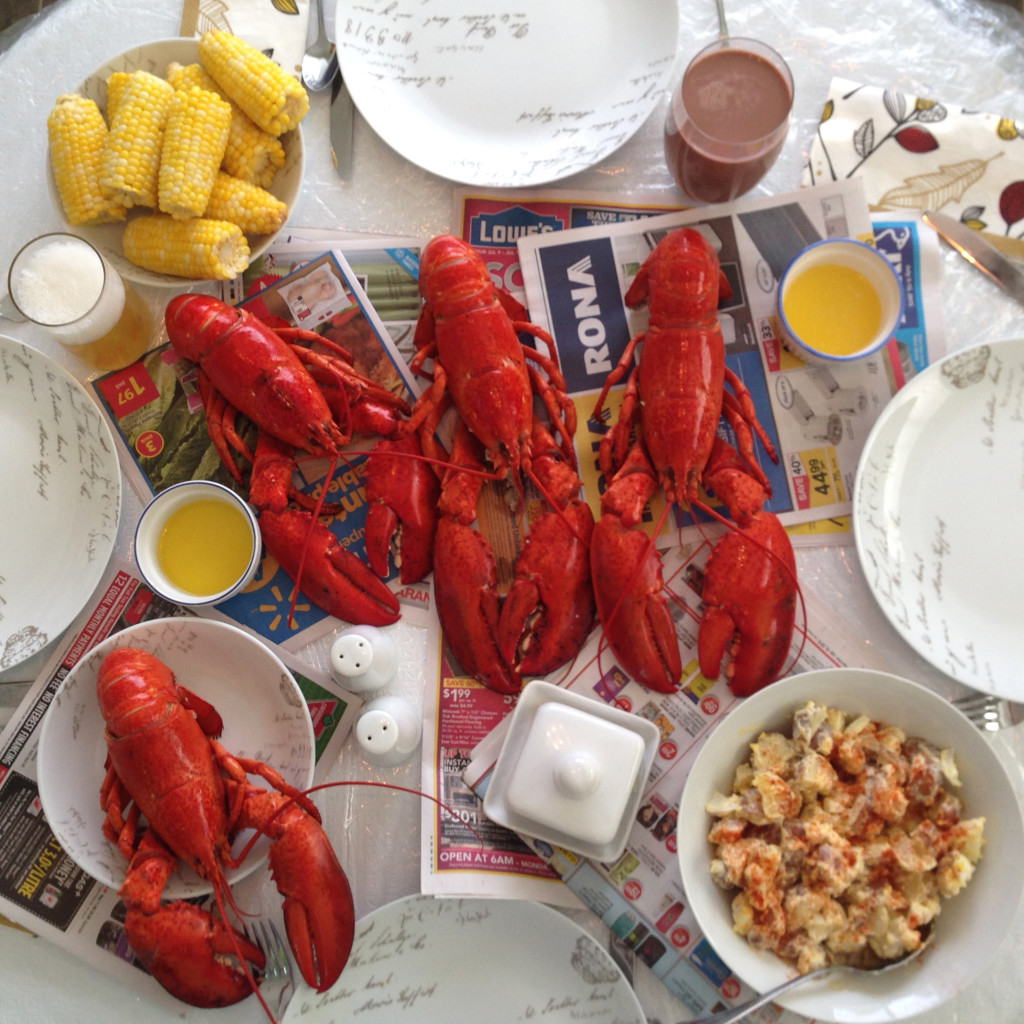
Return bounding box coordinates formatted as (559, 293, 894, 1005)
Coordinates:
(334, 0, 679, 187)
(0, 336, 121, 675)
(284, 893, 644, 1023)
(36, 617, 315, 898)
(853, 339, 1024, 700)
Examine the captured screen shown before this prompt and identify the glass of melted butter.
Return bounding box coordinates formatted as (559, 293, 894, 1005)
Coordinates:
(135, 481, 261, 606)
(777, 238, 904, 365)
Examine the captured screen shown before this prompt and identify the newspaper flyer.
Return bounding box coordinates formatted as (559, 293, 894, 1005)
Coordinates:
(511, 182, 945, 546)
(453, 186, 685, 304)
(89, 246, 433, 653)
(463, 538, 895, 1023)
(0, 557, 360, 1018)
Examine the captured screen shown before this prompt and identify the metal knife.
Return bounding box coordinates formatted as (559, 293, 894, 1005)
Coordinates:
(922, 210, 1024, 306)
(329, 64, 354, 179)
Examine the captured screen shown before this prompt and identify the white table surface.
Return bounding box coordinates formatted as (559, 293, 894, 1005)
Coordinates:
(2, 0, 1024, 1021)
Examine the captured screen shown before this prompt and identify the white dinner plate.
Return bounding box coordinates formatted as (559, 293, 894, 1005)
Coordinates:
(36, 617, 315, 898)
(284, 893, 645, 1023)
(334, 0, 679, 186)
(0, 336, 121, 674)
(853, 339, 1024, 699)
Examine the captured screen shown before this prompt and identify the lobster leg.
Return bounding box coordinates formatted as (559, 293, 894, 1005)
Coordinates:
(590, 444, 682, 693)
(119, 831, 266, 1009)
(364, 434, 440, 583)
(259, 508, 401, 626)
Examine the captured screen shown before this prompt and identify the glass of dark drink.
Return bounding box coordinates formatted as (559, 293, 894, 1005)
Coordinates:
(664, 37, 793, 205)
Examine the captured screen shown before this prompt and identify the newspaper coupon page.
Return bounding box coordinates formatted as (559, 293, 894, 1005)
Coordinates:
(0, 558, 360, 1018)
(515, 180, 946, 547)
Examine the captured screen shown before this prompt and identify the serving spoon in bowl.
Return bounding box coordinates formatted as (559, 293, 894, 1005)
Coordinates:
(680, 928, 934, 1024)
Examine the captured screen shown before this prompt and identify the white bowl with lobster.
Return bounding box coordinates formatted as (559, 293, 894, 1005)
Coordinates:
(37, 617, 315, 898)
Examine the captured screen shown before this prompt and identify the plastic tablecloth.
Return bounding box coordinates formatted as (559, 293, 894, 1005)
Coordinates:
(1, 0, 1024, 1021)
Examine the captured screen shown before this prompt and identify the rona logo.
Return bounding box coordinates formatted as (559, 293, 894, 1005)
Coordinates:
(538, 237, 630, 394)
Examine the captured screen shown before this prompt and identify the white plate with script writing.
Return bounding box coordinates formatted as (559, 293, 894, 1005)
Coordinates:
(284, 894, 644, 1023)
(334, 0, 679, 187)
(0, 336, 121, 675)
(853, 339, 1024, 699)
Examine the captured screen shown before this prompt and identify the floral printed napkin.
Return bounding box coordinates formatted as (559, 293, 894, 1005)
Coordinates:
(804, 77, 1024, 258)
(178, 0, 309, 79)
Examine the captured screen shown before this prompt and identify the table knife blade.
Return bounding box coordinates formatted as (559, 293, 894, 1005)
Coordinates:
(922, 210, 1024, 307)
(329, 68, 354, 179)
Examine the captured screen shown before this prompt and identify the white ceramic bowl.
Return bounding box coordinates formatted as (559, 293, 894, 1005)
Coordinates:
(777, 239, 903, 365)
(134, 479, 261, 607)
(36, 617, 315, 897)
(676, 668, 1024, 1023)
(46, 38, 304, 288)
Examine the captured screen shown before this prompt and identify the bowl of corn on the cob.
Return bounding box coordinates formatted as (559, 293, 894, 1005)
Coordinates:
(46, 33, 306, 287)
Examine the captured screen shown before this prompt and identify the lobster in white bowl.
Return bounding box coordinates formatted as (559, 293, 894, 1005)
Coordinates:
(591, 227, 799, 696)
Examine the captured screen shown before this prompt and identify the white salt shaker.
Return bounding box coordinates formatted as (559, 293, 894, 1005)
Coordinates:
(329, 625, 399, 693)
(355, 695, 422, 766)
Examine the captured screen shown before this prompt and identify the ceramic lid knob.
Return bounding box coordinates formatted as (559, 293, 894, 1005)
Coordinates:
(552, 749, 602, 799)
(330, 625, 399, 693)
(355, 695, 421, 766)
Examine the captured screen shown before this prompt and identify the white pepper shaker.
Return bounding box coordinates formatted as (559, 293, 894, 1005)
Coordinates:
(329, 625, 399, 693)
(355, 694, 422, 766)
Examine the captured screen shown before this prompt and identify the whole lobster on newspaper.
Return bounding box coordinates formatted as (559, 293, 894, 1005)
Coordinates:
(97, 645, 353, 1018)
(165, 294, 440, 626)
(591, 227, 798, 696)
(398, 235, 595, 694)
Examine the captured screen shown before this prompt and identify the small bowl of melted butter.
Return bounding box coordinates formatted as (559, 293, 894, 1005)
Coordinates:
(135, 480, 261, 606)
(777, 238, 904, 365)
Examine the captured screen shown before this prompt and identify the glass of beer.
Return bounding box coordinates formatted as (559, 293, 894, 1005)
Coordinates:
(6, 233, 152, 371)
(664, 38, 793, 206)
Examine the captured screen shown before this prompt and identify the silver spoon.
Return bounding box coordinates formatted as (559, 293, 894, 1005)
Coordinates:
(301, 0, 338, 92)
(715, 0, 729, 39)
(681, 930, 934, 1024)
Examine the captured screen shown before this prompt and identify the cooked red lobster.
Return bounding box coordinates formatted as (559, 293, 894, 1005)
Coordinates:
(399, 235, 594, 693)
(165, 294, 438, 627)
(591, 228, 798, 696)
(97, 646, 353, 1016)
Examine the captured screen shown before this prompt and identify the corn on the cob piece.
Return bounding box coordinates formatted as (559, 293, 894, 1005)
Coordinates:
(104, 71, 132, 124)
(204, 171, 288, 236)
(123, 215, 250, 280)
(158, 86, 232, 219)
(166, 61, 285, 188)
(101, 70, 175, 209)
(47, 94, 127, 227)
(198, 30, 309, 136)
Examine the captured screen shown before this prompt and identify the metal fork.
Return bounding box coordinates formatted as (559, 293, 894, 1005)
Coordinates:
(248, 919, 294, 1016)
(951, 692, 1023, 731)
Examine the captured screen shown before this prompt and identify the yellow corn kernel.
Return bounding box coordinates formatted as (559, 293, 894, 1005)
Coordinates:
(123, 215, 250, 280)
(158, 86, 232, 219)
(198, 30, 309, 136)
(204, 171, 288, 235)
(104, 71, 132, 124)
(166, 60, 284, 187)
(47, 94, 126, 227)
(101, 70, 175, 209)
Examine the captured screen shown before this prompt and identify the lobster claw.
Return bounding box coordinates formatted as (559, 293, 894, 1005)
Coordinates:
(697, 508, 797, 697)
(235, 789, 355, 993)
(591, 513, 682, 693)
(259, 508, 401, 626)
(364, 435, 440, 584)
(120, 832, 266, 1009)
(434, 516, 520, 694)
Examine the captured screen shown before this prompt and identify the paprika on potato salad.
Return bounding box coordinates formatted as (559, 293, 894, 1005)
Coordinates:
(706, 701, 985, 974)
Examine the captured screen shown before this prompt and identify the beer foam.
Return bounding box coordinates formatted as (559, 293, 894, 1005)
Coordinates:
(13, 237, 105, 325)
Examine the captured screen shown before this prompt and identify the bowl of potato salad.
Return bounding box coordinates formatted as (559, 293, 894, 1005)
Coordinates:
(677, 668, 1024, 1023)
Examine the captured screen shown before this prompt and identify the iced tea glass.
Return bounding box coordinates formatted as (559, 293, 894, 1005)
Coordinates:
(664, 38, 793, 205)
(7, 233, 151, 371)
